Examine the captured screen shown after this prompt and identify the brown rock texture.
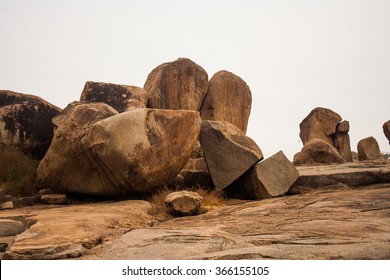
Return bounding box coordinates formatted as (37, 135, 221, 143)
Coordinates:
(228, 151, 299, 199)
(79, 81, 148, 112)
(199, 120, 263, 190)
(334, 121, 352, 162)
(293, 138, 347, 165)
(200, 70, 252, 133)
(0, 220, 25, 237)
(165, 191, 203, 216)
(37, 104, 201, 196)
(144, 58, 208, 110)
(383, 120, 390, 144)
(357, 136, 383, 161)
(299, 107, 342, 146)
(40, 194, 67, 205)
(0, 90, 61, 159)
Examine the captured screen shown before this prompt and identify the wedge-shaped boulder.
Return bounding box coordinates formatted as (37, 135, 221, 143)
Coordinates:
(37, 104, 201, 196)
(144, 58, 208, 110)
(227, 151, 298, 199)
(199, 120, 263, 190)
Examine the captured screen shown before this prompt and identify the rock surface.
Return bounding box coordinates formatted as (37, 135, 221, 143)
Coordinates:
(165, 191, 203, 216)
(38, 104, 201, 196)
(228, 151, 299, 199)
(0, 219, 25, 237)
(0, 90, 61, 159)
(199, 120, 263, 190)
(200, 71, 252, 133)
(144, 58, 208, 110)
(79, 81, 148, 112)
(384, 120, 390, 144)
(357, 136, 382, 161)
(40, 194, 67, 205)
(299, 107, 342, 146)
(293, 138, 347, 165)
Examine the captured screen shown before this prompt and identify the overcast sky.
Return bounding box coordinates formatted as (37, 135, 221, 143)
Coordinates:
(1, 0, 389, 159)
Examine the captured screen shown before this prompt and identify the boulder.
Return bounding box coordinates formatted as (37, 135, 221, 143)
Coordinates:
(357, 137, 383, 161)
(299, 107, 342, 146)
(228, 151, 299, 199)
(164, 191, 203, 216)
(293, 138, 347, 165)
(40, 194, 67, 205)
(0, 219, 25, 236)
(0, 187, 5, 203)
(200, 70, 252, 133)
(333, 121, 352, 162)
(0, 201, 13, 210)
(383, 120, 390, 144)
(79, 81, 148, 112)
(199, 120, 263, 190)
(144, 58, 208, 110)
(0, 90, 61, 159)
(37, 104, 201, 196)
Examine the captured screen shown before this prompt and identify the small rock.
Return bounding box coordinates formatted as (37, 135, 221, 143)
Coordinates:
(38, 188, 52, 195)
(1, 201, 14, 210)
(40, 194, 67, 205)
(16, 196, 41, 207)
(164, 191, 203, 216)
(357, 137, 383, 161)
(0, 219, 25, 236)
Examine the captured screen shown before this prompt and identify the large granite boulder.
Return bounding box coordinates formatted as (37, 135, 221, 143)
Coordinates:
(383, 120, 390, 145)
(357, 136, 382, 161)
(199, 120, 263, 190)
(144, 58, 208, 110)
(37, 103, 201, 196)
(299, 107, 342, 146)
(79, 81, 148, 112)
(227, 151, 299, 199)
(0, 90, 61, 159)
(200, 70, 252, 133)
(293, 138, 347, 165)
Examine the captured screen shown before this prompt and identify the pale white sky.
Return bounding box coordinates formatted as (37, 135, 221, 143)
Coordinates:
(1, 0, 389, 159)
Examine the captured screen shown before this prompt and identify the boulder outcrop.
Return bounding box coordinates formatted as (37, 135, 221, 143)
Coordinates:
(357, 136, 382, 161)
(293, 138, 347, 165)
(37, 104, 201, 196)
(199, 120, 263, 190)
(144, 58, 208, 110)
(200, 71, 252, 133)
(0, 90, 61, 159)
(164, 191, 203, 216)
(79, 81, 148, 112)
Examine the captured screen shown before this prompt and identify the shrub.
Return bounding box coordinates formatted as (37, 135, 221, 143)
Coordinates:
(0, 147, 39, 196)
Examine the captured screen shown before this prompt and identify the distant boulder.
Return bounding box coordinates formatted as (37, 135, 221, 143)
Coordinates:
(200, 70, 252, 133)
(144, 58, 208, 110)
(80, 81, 148, 112)
(357, 136, 383, 161)
(293, 138, 347, 165)
(0, 90, 61, 159)
(334, 121, 352, 162)
(383, 120, 390, 145)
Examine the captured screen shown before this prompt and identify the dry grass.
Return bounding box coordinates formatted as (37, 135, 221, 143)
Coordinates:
(147, 186, 226, 221)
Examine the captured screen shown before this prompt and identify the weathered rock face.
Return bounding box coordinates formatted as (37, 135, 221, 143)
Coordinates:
(0, 90, 61, 159)
(144, 58, 208, 110)
(228, 151, 299, 199)
(333, 121, 352, 162)
(200, 71, 252, 133)
(199, 120, 263, 190)
(293, 138, 347, 165)
(164, 191, 203, 216)
(0, 220, 25, 237)
(37, 104, 201, 196)
(357, 136, 382, 161)
(79, 81, 148, 112)
(299, 107, 342, 146)
(383, 120, 390, 144)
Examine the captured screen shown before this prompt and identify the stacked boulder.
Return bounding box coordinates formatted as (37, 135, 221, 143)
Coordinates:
(294, 107, 352, 165)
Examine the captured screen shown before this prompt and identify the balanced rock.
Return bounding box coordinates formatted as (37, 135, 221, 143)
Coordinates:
(383, 120, 390, 144)
(293, 138, 347, 165)
(299, 107, 342, 146)
(228, 151, 299, 199)
(80, 81, 148, 112)
(357, 137, 382, 161)
(144, 58, 208, 110)
(0, 90, 61, 159)
(199, 120, 263, 190)
(0, 219, 25, 236)
(200, 70, 252, 133)
(37, 103, 201, 196)
(334, 121, 352, 162)
(164, 191, 203, 216)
